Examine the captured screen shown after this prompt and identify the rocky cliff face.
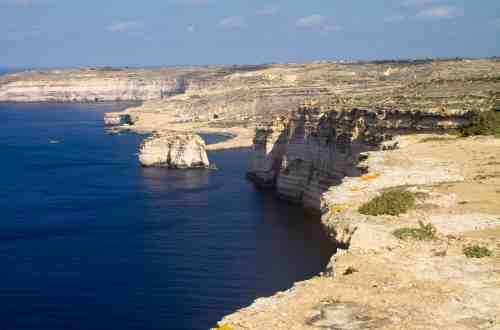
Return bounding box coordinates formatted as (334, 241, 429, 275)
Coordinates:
(0, 69, 181, 102)
(248, 101, 471, 210)
(138, 133, 210, 168)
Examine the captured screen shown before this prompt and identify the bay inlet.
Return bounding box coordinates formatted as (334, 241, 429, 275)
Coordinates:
(0, 102, 335, 330)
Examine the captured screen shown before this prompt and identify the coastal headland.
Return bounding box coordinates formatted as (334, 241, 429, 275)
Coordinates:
(2, 59, 500, 329)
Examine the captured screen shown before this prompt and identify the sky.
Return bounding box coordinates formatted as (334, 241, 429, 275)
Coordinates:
(1, 0, 499, 68)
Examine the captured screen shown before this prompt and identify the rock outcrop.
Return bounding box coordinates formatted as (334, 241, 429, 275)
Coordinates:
(217, 133, 500, 330)
(104, 113, 133, 126)
(0, 69, 182, 102)
(138, 132, 210, 168)
(248, 101, 472, 211)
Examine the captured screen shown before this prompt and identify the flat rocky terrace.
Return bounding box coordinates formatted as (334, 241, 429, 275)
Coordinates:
(2, 59, 499, 145)
(95, 58, 500, 150)
(217, 135, 500, 330)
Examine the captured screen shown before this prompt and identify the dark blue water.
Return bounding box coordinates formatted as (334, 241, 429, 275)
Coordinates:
(0, 102, 335, 330)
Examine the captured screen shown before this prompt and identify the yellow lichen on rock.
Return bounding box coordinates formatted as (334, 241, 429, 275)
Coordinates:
(214, 325, 233, 330)
(327, 204, 350, 216)
(360, 172, 380, 182)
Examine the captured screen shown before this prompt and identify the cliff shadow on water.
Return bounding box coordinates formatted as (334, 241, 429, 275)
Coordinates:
(0, 103, 336, 330)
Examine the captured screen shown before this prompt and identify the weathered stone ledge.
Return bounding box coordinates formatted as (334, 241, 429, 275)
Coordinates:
(215, 134, 500, 330)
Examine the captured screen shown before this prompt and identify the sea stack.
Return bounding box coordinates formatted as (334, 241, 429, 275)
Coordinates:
(138, 132, 210, 168)
(104, 112, 133, 126)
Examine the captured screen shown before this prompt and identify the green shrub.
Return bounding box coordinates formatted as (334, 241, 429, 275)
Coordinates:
(460, 109, 500, 137)
(343, 266, 358, 275)
(393, 221, 438, 241)
(359, 190, 416, 216)
(463, 245, 492, 258)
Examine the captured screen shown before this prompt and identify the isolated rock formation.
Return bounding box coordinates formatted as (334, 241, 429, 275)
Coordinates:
(104, 113, 133, 126)
(138, 133, 209, 168)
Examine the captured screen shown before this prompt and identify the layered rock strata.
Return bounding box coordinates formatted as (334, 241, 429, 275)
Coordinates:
(217, 133, 500, 330)
(0, 69, 181, 102)
(248, 102, 471, 210)
(138, 133, 210, 168)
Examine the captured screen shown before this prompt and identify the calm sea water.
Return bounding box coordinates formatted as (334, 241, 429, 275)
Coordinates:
(0, 101, 335, 330)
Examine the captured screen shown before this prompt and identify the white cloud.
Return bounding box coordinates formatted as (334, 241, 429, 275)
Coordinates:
(296, 14, 326, 27)
(107, 21, 143, 33)
(295, 14, 341, 33)
(257, 5, 279, 16)
(295, 15, 342, 34)
(219, 16, 247, 29)
(402, 0, 438, 7)
(415, 6, 463, 20)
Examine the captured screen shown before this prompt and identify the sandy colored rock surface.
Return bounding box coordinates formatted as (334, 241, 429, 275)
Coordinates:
(5, 59, 499, 151)
(217, 135, 500, 330)
(3, 59, 500, 329)
(138, 132, 209, 168)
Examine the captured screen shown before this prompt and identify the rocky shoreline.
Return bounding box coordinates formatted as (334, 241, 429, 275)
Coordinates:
(2, 59, 499, 329)
(217, 127, 500, 329)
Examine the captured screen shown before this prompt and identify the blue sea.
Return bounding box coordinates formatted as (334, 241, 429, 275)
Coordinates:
(0, 69, 335, 330)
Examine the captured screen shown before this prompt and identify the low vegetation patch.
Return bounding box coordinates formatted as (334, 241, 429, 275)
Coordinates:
(419, 136, 457, 143)
(463, 245, 493, 258)
(343, 266, 359, 275)
(359, 190, 416, 216)
(460, 109, 500, 137)
(393, 221, 438, 241)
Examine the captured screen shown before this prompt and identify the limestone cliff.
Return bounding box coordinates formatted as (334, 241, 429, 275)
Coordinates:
(218, 133, 500, 330)
(248, 101, 472, 210)
(138, 133, 210, 168)
(0, 69, 182, 102)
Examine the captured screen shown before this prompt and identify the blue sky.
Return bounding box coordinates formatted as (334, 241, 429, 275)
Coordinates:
(1, 0, 499, 67)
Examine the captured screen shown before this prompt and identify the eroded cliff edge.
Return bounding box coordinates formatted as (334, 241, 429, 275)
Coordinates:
(2, 60, 500, 329)
(3, 59, 499, 152)
(217, 104, 500, 329)
(247, 101, 470, 210)
(0, 68, 183, 102)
